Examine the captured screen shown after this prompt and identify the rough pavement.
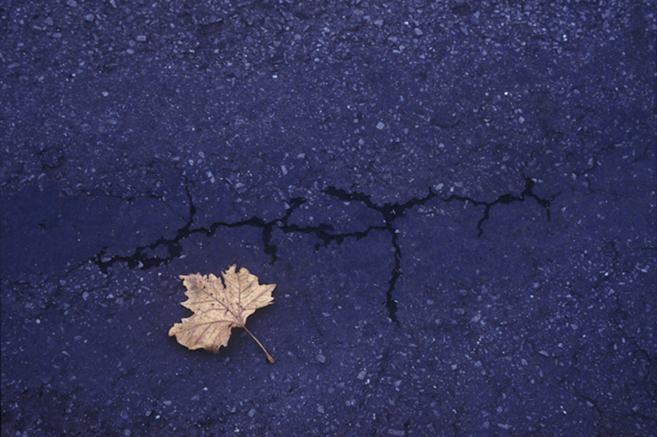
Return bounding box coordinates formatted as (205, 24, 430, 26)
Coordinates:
(2, 1, 656, 436)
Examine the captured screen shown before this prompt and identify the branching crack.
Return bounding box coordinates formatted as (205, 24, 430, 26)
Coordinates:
(324, 177, 557, 322)
(324, 186, 438, 323)
(95, 184, 198, 272)
(442, 177, 557, 237)
(92, 194, 383, 274)
(93, 178, 557, 326)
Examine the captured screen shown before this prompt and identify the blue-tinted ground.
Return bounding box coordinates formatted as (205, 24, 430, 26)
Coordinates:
(1, 1, 656, 436)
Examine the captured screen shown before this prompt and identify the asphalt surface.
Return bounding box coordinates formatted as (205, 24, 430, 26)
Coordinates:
(1, 1, 656, 436)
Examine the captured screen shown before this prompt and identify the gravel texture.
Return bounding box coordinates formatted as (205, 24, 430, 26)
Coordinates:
(1, 1, 656, 436)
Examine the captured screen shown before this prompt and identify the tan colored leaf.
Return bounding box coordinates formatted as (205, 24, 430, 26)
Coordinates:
(169, 265, 276, 363)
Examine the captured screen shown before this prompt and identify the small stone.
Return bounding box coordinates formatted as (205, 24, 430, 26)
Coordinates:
(316, 354, 326, 363)
(66, 0, 78, 7)
(85, 14, 95, 22)
(136, 35, 147, 42)
(414, 28, 423, 36)
(248, 408, 256, 417)
(376, 122, 385, 130)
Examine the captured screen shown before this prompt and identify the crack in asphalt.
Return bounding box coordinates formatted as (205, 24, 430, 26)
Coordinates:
(323, 186, 436, 323)
(324, 177, 555, 322)
(93, 178, 556, 324)
(442, 177, 556, 237)
(95, 184, 198, 272)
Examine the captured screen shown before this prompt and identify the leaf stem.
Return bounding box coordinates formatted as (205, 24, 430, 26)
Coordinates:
(242, 325, 275, 364)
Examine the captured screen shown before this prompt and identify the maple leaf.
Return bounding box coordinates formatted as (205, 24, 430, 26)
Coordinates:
(169, 265, 276, 363)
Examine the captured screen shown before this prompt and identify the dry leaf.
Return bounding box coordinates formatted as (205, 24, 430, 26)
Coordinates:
(169, 265, 276, 363)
